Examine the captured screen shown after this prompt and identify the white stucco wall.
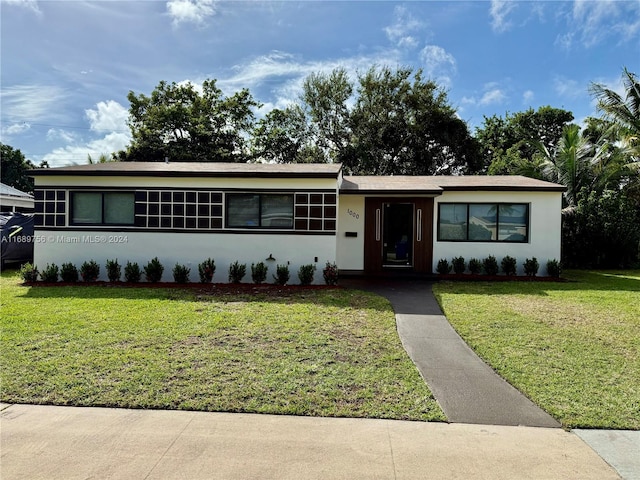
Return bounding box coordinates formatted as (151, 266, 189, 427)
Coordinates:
(33, 230, 335, 284)
(336, 195, 366, 272)
(432, 190, 562, 276)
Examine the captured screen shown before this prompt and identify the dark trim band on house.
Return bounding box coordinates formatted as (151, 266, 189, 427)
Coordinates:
(437, 202, 530, 243)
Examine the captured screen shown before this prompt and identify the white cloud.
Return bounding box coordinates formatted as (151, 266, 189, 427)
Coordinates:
(42, 132, 131, 168)
(522, 90, 534, 104)
(46, 128, 77, 143)
(384, 5, 425, 49)
(419, 45, 456, 85)
(557, 0, 640, 49)
(489, 0, 517, 33)
(479, 88, 507, 106)
(1, 0, 41, 15)
(0, 84, 68, 122)
(85, 100, 129, 133)
(1, 122, 31, 137)
(553, 76, 582, 98)
(166, 0, 216, 26)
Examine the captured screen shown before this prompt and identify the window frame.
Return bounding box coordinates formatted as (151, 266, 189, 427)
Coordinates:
(70, 191, 135, 226)
(437, 202, 529, 243)
(225, 192, 294, 229)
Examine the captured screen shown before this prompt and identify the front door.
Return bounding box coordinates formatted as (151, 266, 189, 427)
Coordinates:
(364, 197, 433, 275)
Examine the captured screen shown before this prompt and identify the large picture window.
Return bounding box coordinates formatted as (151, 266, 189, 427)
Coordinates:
(226, 193, 294, 228)
(438, 203, 528, 242)
(71, 192, 135, 225)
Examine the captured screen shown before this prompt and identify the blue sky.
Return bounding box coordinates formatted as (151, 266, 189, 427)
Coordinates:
(1, 0, 639, 168)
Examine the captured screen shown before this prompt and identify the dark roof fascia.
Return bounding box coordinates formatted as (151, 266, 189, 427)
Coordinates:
(28, 169, 340, 180)
(339, 188, 443, 195)
(439, 185, 567, 193)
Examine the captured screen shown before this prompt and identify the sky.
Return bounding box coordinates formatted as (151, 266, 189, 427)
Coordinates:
(1, 0, 639, 168)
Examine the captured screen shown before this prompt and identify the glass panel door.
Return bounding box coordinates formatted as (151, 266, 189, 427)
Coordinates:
(382, 203, 414, 267)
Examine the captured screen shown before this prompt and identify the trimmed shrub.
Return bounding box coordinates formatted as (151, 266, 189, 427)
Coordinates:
(546, 259, 561, 278)
(483, 255, 499, 276)
(40, 263, 59, 282)
(436, 258, 452, 275)
(144, 257, 164, 283)
(106, 259, 121, 282)
(297, 264, 316, 285)
(501, 256, 517, 276)
(20, 262, 38, 283)
(452, 256, 466, 274)
(228, 261, 247, 283)
(273, 264, 290, 285)
(60, 263, 79, 282)
(173, 263, 191, 283)
(124, 261, 142, 283)
(198, 258, 216, 283)
(80, 260, 100, 282)
(524, 257, 539, 277)
(468, 258, 482, 275)
(322, 261, 338, 285)
(251, 262, 268, 284)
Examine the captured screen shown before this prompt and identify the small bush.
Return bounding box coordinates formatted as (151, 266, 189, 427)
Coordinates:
(468, 258, 482, 275)
(60, 263, 79, 282)
(322, 261, 339, 285)
(501, 256, 517, 276)
(483, 255, 499, 276)
(20, 262, 38, 283)
(228, 261, 247, 283)
(124, 261, 142, 283)
(144, 257, 164, 283)
(297, 264, 316, 285)
(80, 260, 100, 282)
(173, 263, 191, 283)
(524, 257, 539, 277)
(273, 264, 290, 285)
(452, 256, 466, 274)
(251, 262, 268, 284)
(436, 258, 451, 275)
(40, 263, 59, 282)
(106, 259, 121, 282)
(546, 259, 561, 278)
(198, 258, 216, 283)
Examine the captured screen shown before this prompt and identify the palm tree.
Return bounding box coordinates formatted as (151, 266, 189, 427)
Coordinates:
(533, 124, 597, 208)
(589, 67, 640, 174)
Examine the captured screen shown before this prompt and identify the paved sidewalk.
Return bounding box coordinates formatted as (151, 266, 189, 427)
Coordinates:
(343, 278, 559, 427)
(0, 403, 619, 480)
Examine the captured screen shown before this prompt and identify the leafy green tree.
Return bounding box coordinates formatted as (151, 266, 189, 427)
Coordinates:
(0, 143, 43, 193)
(477, 106, 574, 174)
(250, 105, 324, 163)
(345, 66, 481, 175)
(119, 80, 260, 162)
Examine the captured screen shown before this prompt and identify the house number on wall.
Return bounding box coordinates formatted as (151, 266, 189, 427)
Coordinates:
(347, 208, 360, 220)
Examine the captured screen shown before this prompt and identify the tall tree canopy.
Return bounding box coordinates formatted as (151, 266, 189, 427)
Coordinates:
(0, 143, 45, 193)
(118, 80, 260, 162)
(475, 106, 574, 175)
(252, 66, 481, 175)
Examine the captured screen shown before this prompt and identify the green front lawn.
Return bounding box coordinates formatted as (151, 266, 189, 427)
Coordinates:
(432, 270, 640, 429)
(0, 270, 444, 421)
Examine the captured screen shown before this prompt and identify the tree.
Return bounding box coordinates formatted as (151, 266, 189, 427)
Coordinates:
(1, 143, 38, 193)
(119, 80, 260, 162)
(589, 67, 640, 174)
(250, 105, 325, 163)
(476, 106, 574, 174)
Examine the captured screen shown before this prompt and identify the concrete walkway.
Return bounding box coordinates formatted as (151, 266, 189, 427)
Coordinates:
(0, 403, 619, 480)
(343, 278, 559, 427)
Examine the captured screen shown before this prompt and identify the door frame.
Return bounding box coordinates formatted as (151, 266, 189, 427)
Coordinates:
(364, 197, 433, 275)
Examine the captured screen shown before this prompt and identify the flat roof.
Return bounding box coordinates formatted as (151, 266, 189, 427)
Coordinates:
(29, 162, 343, 179)
(341, 175, 566, 194)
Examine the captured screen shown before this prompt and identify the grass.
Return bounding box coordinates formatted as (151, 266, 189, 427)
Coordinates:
(0, 269, 445, 422)
(432, 270, 640, 430)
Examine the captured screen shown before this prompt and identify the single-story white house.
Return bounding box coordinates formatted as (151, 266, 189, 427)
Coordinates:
(30, 162, 565, 282)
